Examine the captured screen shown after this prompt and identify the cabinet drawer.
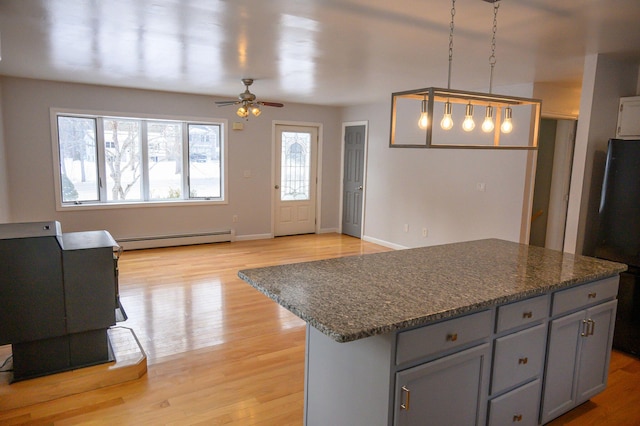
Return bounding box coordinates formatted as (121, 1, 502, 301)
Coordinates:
(552, 276, 619, 316)
(488, 379, 541, 426)
(491, 324, 546, 394)
(496, 295, 549, 333)
(396, 310, 491, 365)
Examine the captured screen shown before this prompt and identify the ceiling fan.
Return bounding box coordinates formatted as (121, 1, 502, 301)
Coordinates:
(215, 78, 284, 118)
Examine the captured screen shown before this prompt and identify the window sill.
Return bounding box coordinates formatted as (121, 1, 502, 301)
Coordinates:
(56, 199, 227, 212)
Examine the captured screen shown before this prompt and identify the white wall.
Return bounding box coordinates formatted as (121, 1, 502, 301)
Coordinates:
(343, 84, 535, 249)
(564, 54, 639, 255)
(0, 82, 9, 222)
(1, 77, 343, 239)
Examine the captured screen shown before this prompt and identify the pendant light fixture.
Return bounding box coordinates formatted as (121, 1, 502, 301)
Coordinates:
(462, 103, 475, 132)
(501, 106, 513, 133)
(482, 1, 499, 133)
(441, 101, 454, 130)
(481, 106, 495, 132)
(389, 0, 541, 149)
(441, 0, 456, 131)
(418, 96, 429, 129)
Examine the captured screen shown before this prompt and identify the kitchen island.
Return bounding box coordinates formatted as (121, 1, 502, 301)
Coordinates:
(238, 239, 626, 426)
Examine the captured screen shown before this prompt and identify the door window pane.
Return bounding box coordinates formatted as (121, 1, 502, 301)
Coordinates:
(148, 121, 183, 199)
(280, 131, 311, 201)
(104, 119, 142, 201)
(57, 116, 99, 202)
(188, 124, 221, 198)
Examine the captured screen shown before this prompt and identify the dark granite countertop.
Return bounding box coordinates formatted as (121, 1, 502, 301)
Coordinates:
(238, 239, 627, 343)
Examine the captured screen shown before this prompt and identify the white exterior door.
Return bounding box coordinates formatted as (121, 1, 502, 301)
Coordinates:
(274, 125, 318, 236)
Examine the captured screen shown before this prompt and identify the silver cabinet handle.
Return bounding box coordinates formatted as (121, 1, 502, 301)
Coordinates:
(400, 386, 411, 410)
(581, 319, 596, 337)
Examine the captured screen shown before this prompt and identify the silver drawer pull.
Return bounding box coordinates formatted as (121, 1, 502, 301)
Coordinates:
(446, 333, 458, 342)
(522, 311, 533, 319)
(518, 357, 528, 365)
(401, 386, 411, 410)
(513, 414, 523, 422)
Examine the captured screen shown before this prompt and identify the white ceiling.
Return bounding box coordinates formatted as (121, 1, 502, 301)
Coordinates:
(0, 0, 639, 107)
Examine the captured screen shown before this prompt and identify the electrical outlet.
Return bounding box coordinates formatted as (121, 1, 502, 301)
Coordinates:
(404, 224, 409, 233)
(422, 228, 428, 237)
(232, 215, 238, 223)
(476, 182, 486, 192)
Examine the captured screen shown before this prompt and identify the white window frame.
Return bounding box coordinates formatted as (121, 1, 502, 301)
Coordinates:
(50, 108, 228, 211)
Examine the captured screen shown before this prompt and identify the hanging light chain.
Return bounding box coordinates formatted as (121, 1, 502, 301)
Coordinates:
(488, 2, 500, 94)
(447, 0, 456, 90)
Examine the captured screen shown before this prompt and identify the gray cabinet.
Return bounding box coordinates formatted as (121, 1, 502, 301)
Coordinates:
(395, 344, 491, 426)
(488, 295, 549, 426)
(303, 277, 619, 426)
(541, 280, 618, 424)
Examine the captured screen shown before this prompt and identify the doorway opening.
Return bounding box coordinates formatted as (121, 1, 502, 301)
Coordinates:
(529, 118, 577, 251)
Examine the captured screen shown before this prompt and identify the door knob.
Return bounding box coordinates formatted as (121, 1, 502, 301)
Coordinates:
(275, 184, 280, 189)
(358, 186, 363, 191)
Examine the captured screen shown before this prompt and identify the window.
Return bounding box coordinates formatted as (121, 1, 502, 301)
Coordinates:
(54, 112, 225, 207)
(280, 131, 311, 201)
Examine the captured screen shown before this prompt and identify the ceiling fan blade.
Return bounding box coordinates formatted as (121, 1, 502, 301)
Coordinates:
(259, 101, 284, 108)
(215, 101, 239, 106)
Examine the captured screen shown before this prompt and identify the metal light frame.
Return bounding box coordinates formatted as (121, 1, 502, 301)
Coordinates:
(389, 87, 541, 149)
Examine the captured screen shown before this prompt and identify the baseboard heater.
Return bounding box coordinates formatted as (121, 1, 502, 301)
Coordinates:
(117, 229, 234, 250)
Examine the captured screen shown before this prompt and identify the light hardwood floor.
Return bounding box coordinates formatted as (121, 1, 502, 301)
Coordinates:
(0, 233, 638, 425)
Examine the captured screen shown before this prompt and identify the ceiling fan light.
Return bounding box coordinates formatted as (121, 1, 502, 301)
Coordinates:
(237, 106, 248, 118)
(251, 106, 261, 117)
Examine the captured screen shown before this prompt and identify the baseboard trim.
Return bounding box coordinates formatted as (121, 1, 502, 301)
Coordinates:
(362, 235, 406, 250)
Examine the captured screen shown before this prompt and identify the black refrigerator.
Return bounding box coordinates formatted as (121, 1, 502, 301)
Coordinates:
(595, 138, 640, 356)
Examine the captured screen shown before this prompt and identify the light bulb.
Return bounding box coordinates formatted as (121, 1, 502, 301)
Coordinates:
(462, 103, 475, 132)
(418, 99, 428, 129)
(236, 106, 248, 118)
(251, 106, 261, 117)
(440, 101, 454, 130)
(418, 112, 429, 129)
(501, 107, 513, 134)
(481, 106, 494, 133)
